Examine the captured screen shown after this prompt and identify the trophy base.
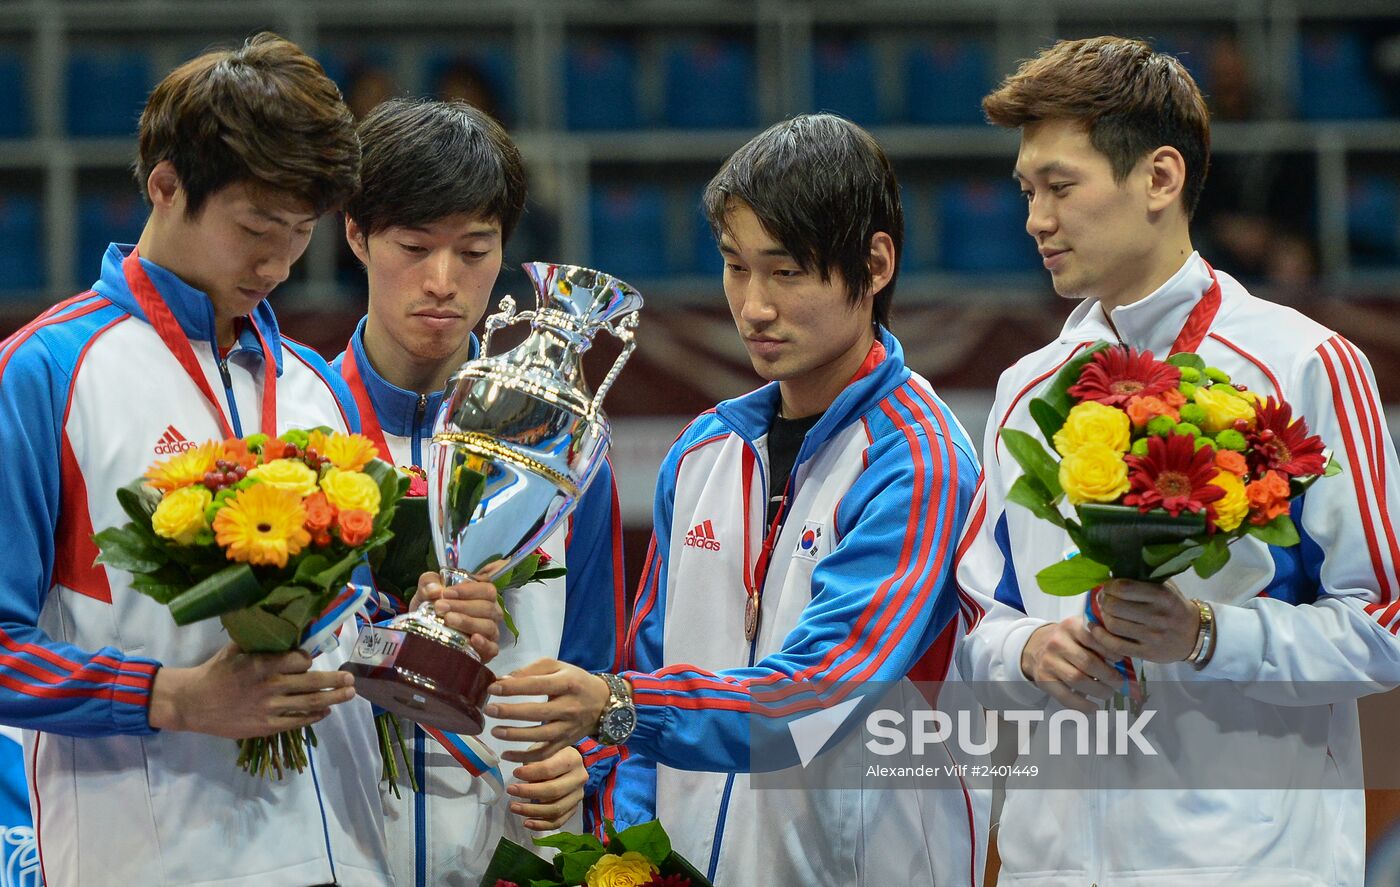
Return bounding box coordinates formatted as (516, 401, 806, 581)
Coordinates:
(341, 626, 496, 735)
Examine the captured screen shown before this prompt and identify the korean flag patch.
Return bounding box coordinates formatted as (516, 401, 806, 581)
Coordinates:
(794, 521, 825, 561)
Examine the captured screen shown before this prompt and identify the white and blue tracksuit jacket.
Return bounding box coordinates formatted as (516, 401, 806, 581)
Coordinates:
(0, 244, 390, 886)
(956, 252, 1400, 886)
(332, 317, 627, 887)
(606, 329, 989, 885)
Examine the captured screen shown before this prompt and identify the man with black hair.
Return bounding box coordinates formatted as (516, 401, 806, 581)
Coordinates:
(488, 113, 988, 885)
(330, 97, 627, 887)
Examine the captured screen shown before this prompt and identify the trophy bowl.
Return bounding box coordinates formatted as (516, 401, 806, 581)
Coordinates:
(344, 262, 642, 733)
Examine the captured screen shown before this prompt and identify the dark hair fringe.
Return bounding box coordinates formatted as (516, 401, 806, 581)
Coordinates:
(702, 113, 903, 329)
(345, 98, 526, 242)
(135, 32, 360, 217)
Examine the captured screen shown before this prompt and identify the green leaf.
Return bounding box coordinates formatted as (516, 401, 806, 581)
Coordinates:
(311, 549, 366, 593)
(1248, 513, 1301, 547)
(1035, 556, 1111, 597)
(1028, 396, 1068, 447)
(558, 850, 607, 883)
(1000, 428, 1063, 499)
(616, 820, 672, 865)
(1165, 352, 1206, 372)
(220, 606, 299, 653)
(1039, 341, 1113, 417)
(660, 850, 714, 885)
(531, 832, 605, 854)
(92, 526, 166, 574)
(532, 566, 568, 581)
(168, 564, 266, 625)
(476, 837, 558, 886)
(115, 480, 161, 529)
(1006, 475, 1065, 528)
(1148, 544, 1206, 580)
(1143, 541, 1192, 568)
(130, 565, 193, 605)
(262, 584, 306, 609)
(293, 554, 333, 586)
(1192, 535, 1232, 579)
(1325, 456, 1343, 478)
(268, 586, 318, 631)
(529, 881, 565, 887)
(603, 818, 622, 848)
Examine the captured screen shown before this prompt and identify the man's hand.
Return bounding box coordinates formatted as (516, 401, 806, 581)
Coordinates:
(484, 658, 611, 764)
(411, 571, 503, 664)
(1087, 579, 1199, 664)
(507, 746, 587, 831)
(1020, 616, 1121, 713)
(148, 641, 355, 738)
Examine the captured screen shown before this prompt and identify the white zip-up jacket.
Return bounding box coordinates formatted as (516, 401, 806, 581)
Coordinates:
(956, 252, 1400, 886)
(607, 330, 989, 885)
(0, 244, 391, 886)
(333, 317, 627, 886)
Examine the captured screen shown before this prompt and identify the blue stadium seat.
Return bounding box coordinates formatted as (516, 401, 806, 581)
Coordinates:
(565, 38, 639, 130)
(66, 49, 152, 137)
(76, 192, 146, 287)
(686, 181, 720, 276)
(0, 194, 43, 294)
(936, 180, 1040, 273)
(0, 56, 30, 138)
(590, 184, 668, 280)
(905, 38, 993, 125)
(663, 37, 756, 129)
(1297, 32, 1386, 121)
(811, 37, 882, 125)
(899, 184, 934, 274)
(1348, 174, 1400, 267)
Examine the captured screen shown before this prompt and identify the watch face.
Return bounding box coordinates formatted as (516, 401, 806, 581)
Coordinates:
(601, 705, 637, 743)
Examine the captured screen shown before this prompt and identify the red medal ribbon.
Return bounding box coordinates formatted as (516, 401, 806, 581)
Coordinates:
(1168, 261, 1222, 355)
(338, 343, 393, 459)
(122, 250, 276, 438)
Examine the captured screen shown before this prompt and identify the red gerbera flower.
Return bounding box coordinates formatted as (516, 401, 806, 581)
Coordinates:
(1070, 346, 1182, 408)
(1247, 397, 1327, 478)
(1124, 433, 1226, 518)
(645, 875, 693, 887)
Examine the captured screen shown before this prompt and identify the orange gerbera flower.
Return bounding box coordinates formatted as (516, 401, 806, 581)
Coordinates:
(146, 442, 220, 492)
(212, 484, 310, 568)
(219, 438, 258, 471)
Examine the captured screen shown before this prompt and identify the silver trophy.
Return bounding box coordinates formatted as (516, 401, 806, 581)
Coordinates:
(344, 262, 641, 733)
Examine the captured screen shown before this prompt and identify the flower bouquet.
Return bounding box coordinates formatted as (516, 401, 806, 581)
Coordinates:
(1001, 343, 1339, 697)
(93, 428, 406, 778)
(478, 819, 712, 887)
(366, 464, 565, 795)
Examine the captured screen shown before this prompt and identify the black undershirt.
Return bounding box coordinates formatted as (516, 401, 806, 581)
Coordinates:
(766, 410, 822, 527)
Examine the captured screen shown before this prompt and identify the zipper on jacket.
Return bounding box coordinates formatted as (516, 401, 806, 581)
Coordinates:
(415, 725, 427, 887)
(217, 355, 245, 437)
(412, 394, 428, 467)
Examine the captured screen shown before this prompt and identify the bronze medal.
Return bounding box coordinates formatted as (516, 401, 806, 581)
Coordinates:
(744, 591, 760, 642)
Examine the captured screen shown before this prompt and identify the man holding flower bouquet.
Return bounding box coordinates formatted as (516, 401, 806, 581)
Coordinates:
(0, 35, 514, 887)
(334, 97, 628, 886)
(956, 36, 1400, 886)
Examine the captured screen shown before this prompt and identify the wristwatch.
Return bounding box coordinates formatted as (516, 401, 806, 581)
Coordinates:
(1187, 599, 1217, 670)
(593, 673, 637, 746)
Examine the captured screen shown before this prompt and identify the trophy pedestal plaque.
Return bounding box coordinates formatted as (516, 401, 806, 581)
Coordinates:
(342, 604, 496, 734)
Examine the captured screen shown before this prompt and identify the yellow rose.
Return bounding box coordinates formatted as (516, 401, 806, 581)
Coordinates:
(585, 851, 658, 887)
(309, 430, 379, 472)
(247, 458, 320, 497)
(151, 485, 213, 545)
(320, 467, 381, 516)
(1059, 442, 1131, 505)
(1209, 469, 1249, 532)
(1193, 385, 1257, 434)
(1053, 401, 1131, 456)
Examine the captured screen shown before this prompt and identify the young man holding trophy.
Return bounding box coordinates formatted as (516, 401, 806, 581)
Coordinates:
(333, 97, 629, 886)
(955, 37, 1400, 885)
(487, 114, 988, 884)
(0, 34, 498, 886)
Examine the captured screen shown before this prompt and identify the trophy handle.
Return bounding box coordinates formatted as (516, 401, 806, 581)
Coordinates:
(590, 311, 639, 416)
(482, 296, 538, 357)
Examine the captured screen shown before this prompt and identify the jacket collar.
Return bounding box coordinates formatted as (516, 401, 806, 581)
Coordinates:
(345, 315, 480, 438)
(93, 242, 285, 374)
(715, 326, 911, 451)
(1059, 251, 1214, 355)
